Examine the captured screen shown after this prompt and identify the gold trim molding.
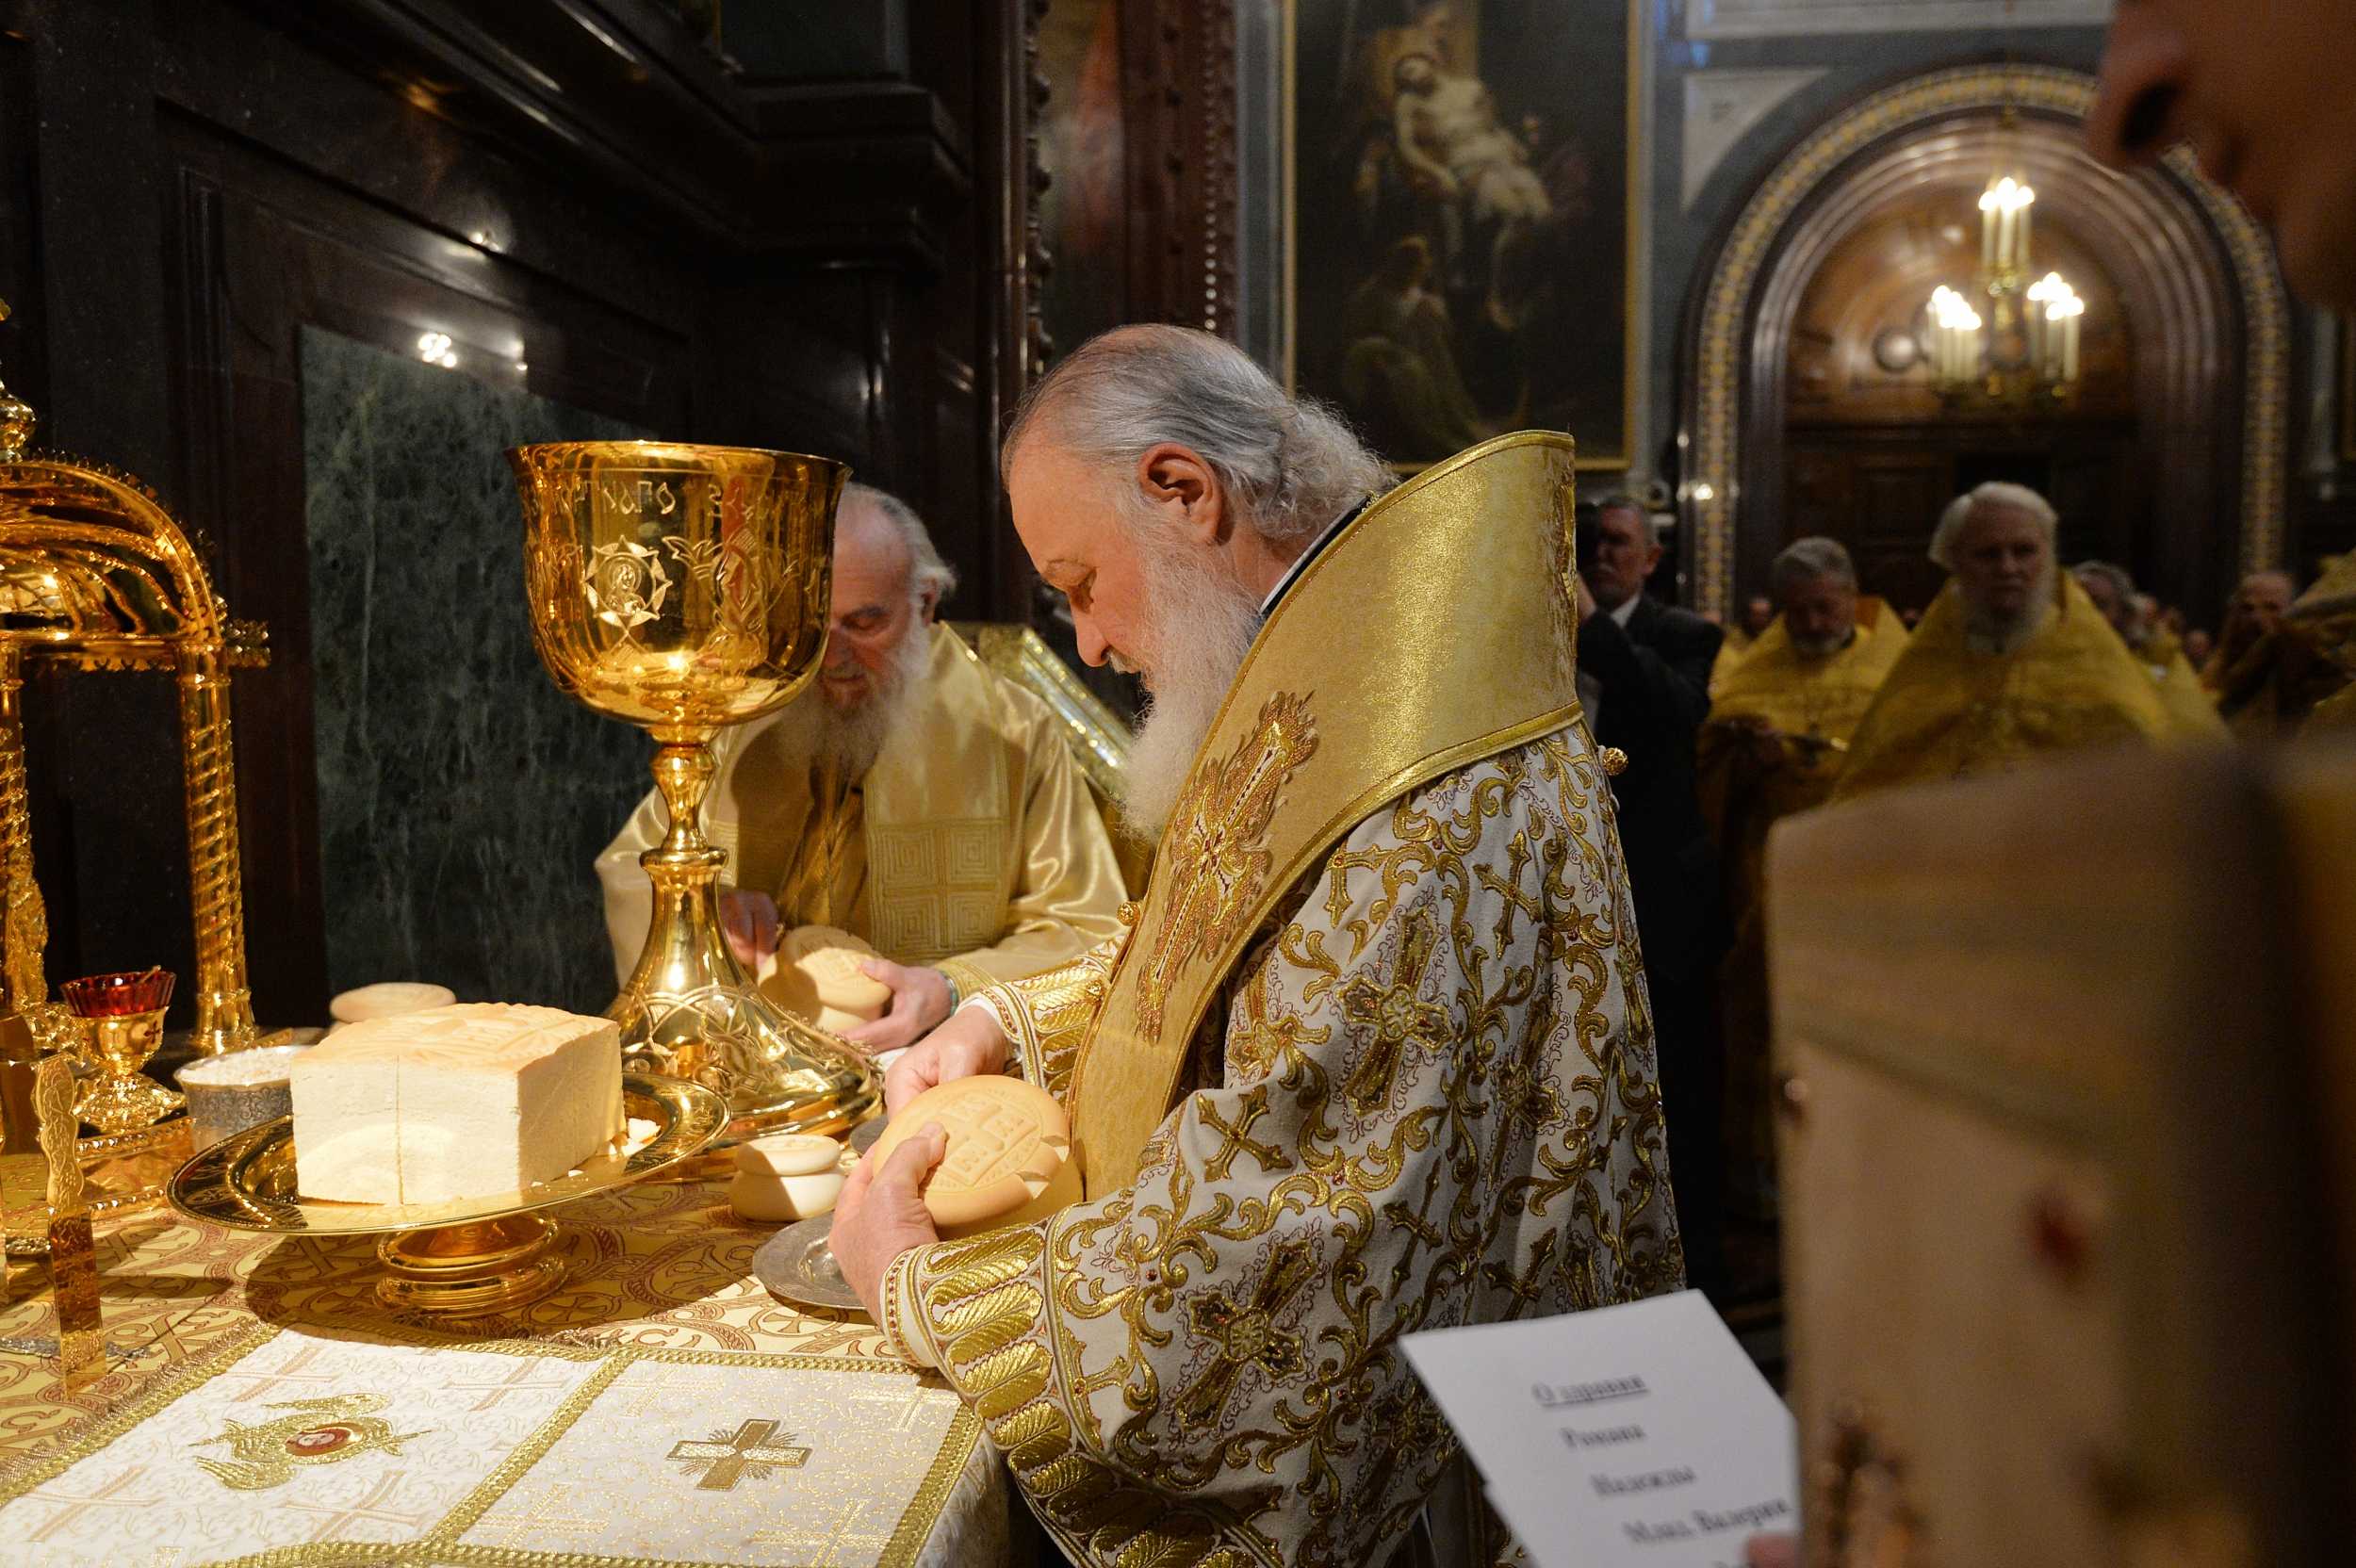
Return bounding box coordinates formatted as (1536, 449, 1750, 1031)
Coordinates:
(1684, 64, 2291, 616)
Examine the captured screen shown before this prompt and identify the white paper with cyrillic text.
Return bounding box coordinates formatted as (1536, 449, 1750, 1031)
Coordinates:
(1400, 1289, 1797, 1568)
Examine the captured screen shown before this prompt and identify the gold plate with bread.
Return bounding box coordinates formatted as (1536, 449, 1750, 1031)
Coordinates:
(168, 1070, 727, 1316)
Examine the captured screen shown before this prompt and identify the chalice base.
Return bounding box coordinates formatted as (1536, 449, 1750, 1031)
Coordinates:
(375, 1216, 566, 1316)
(612, 988, 876, 1141)
(617, 858, 877, 1141)
(73, 1075, 186, 1135)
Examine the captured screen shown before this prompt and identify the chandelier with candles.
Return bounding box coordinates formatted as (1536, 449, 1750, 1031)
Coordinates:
(1923, 169, 2085, 408)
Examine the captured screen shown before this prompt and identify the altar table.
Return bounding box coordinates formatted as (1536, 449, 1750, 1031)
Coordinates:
(0, 1173, 1009, 1567)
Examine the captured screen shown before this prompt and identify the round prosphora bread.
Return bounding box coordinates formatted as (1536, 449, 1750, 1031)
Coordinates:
(867, 1075, 1080, 1238)
(328, 982, 457, 1025)
(761, 925, 891, 1034)
(728, 1132, 845, 1222)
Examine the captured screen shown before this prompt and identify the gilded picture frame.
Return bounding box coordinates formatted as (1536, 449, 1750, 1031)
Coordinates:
(1279, 0, 1641, 472)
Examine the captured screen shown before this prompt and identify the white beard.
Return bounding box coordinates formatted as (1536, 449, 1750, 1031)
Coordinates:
(813, 624, 931, 781)
(1963, 565, 2057, 656)
(1117, 542, 1265, 839)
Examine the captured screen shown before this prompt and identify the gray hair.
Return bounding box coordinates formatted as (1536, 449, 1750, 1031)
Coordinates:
(1593, 493, 1660, 549)
(1771, 536, 1857, 603)
(2071, 559, 2137, 607)
(842, 482, 957, 609)
(1930, 482, 2058, 569)
(1004, 324, 1392, 545)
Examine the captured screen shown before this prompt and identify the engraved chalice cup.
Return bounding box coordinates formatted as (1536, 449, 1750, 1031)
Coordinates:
(508, 442, 876, 1135)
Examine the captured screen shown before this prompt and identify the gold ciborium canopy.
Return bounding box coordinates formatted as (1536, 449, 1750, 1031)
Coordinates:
(509, 441, 875, 1135)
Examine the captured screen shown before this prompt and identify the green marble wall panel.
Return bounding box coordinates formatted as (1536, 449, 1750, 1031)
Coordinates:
(301, 326, 650, 1015)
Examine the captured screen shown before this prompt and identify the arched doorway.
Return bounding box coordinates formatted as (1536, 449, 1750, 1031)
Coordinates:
(1679, 65, 2290, 621)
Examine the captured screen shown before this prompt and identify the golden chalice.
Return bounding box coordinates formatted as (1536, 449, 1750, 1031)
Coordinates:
(508, 442, 876, 1135)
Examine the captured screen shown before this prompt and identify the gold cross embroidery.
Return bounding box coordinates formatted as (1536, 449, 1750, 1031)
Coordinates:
(1198, 1090, 1288, 1181)
(1174, 1239, 1318, 1431)
(667, 1419, 811, 1490)
(1335, 908, 1450, 1117)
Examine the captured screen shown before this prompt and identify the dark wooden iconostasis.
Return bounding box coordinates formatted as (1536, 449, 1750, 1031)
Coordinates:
(0, 0, 1239, 1027)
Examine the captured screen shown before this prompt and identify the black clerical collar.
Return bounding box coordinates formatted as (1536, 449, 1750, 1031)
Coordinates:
(1258, 497, 1368, 617)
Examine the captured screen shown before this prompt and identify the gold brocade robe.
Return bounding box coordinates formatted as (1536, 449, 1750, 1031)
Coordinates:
(1832, 575, 2201, 802)
(2128, 630, 2226, 740)
(1695, 601, 1905, 1219)
(1709, 626, 1753, 696)
(882, 435, 1681, 1568)
(597, 623, 1125, 997)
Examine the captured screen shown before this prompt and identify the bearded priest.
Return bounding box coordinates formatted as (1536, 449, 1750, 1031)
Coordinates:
(829, 325, 1683, 1566)
(1831, 482, 2209, 801)
(596, 483, 1126, 1052)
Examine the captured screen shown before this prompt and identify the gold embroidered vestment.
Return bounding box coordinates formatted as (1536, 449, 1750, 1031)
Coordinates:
(885, 434, 1683, 1568)
(597, 623, 1125, 997)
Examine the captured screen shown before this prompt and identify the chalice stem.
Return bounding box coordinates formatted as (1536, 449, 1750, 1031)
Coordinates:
(619, 733, 755, 1005)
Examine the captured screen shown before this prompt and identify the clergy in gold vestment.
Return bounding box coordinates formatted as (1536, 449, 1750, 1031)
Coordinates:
(597, 484, 1125, 1052)
(1834, 483, 2207, 802)
(2072, 559, 2225, 739)
(828, 326, 1682, 1568)
(1696, 538, 1905, 1226)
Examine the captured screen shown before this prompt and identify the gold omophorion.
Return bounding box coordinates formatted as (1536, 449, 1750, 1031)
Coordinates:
(0, 300, 270, 1056)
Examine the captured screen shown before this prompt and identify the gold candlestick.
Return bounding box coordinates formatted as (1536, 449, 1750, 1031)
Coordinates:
(509, 441, 876, 1135)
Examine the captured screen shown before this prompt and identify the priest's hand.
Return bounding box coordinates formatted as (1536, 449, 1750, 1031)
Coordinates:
(843, 960, 955, 1054)
(883, 1005, 1009, 1114)
(832, 1120, 947, 1321)
(717, 890, 780, 969)
(1743, 1535, 1797, 1568)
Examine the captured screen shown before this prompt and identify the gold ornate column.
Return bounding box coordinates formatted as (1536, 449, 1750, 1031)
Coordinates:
(177, 645, 261, 1054)
(0, 648, 69, 1056)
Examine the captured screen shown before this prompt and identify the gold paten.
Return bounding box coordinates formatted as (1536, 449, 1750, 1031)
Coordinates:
(509, 441, 876, 1136)
(167, 1072, 728, 1317)
(0, 299, 272, 1057)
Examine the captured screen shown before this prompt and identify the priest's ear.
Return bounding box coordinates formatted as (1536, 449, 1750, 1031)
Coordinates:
(1135, 444, 1226, 547)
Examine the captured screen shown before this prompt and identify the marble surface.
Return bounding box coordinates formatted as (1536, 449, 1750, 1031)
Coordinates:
(301, 327, 649, 1014)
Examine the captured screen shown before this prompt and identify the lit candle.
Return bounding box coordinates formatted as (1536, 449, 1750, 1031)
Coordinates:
(1981, 191, 2000, 270)
(2063, 312, 2080, 383)
(2017, 188, 2034, 271)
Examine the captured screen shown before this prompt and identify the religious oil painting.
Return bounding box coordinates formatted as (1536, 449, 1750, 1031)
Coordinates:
(1285, 0, 1637, 470)
(1037, 0, 1130, 361)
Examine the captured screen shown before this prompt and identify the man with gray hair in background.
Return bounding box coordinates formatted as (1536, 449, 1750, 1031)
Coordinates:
(2072, 558, 2224, 737)
(1835, 482, 2198, 799)
(597, 482, 1125, 1053)
(828, 324, 1682, 1567)
(1698, 536, 1906, 1260)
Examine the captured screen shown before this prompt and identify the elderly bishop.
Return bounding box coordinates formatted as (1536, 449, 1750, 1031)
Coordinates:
(829, 326, 1683, 1566)
(597, 483, 1126, 1052)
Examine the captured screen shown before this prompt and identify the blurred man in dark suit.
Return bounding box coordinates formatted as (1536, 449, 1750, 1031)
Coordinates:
(1576, 495, 1727, 1295)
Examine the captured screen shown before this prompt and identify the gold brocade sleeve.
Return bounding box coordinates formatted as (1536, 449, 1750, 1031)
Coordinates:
(971, 928, 1128, 1105)
(936, 699, 1128, 1003)
(895, 732, 1681, 1568)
